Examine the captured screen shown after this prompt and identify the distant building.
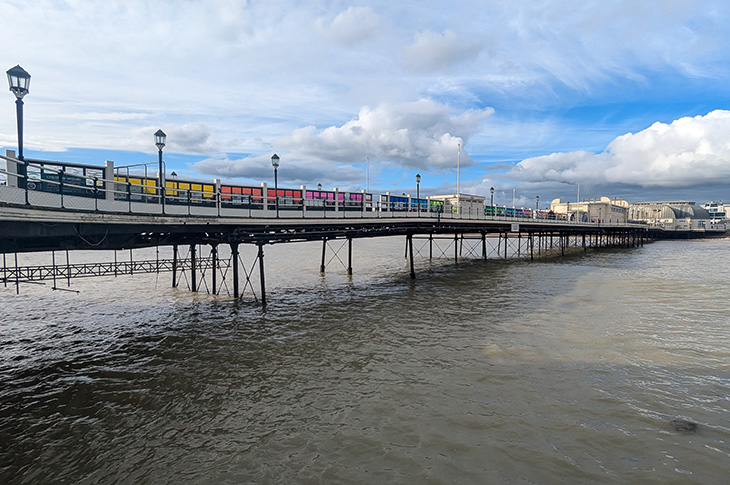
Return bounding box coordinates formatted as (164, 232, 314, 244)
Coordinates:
(429, 193, 485, 216)
(627, 201, 724, 232)
(702, 201, 727, 220)
(550, 196, 629, 223)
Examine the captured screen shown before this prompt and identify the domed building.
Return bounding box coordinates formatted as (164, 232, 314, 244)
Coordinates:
(628, 201, 725, 233)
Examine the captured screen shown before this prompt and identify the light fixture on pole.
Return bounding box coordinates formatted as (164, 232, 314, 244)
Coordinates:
(536, 195, 540, 210)
(7, 65, 31, 193)
(415, 173, 421, 215)
(271, 153, 280, 218)
(456, 143, 461, 215)
(366, 156, 369, 193)
(154, 129, 166, 212)
(317, 183, 322, 191)
(490, 186, 494, 214)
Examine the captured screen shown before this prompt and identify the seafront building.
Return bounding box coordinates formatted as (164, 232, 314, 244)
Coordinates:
(627, 201, 726, 232)
(549, 196, 629, 223)
(429, 193, 486, 216)
(701, 201, 727, 220)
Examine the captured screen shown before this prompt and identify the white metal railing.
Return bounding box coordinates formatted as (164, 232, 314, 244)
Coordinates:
(0, 153, 649, 228)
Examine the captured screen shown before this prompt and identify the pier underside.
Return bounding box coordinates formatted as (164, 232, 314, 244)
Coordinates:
(1, 211, 647, 305)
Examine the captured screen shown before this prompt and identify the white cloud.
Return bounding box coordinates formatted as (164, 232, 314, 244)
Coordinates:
(404, 29, 483, 72)
(508, 110, 730, 188)
(192, 100, 494, 187)
(280, 100, 493, 170)
(316, 6, 381, 46)
(193, 154, 364, 189)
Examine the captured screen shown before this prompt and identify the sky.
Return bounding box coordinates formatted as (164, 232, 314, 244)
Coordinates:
(2, 0, 730, 208)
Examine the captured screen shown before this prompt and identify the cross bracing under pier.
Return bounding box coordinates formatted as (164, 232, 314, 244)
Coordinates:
(0, 205, 649, 305)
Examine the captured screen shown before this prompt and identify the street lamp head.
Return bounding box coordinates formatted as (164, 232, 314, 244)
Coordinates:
(271, 153, 280, 168)
(170, 171, 177, 178)
(7, 65, 30, 99)
(317, 183, 322, 191)
(415, 173, 421, 184)
(490, 186, 494, 195)
(154, 129, 166, 150)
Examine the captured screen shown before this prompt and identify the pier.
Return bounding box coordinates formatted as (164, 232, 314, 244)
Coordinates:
(0, 152, 669, 304)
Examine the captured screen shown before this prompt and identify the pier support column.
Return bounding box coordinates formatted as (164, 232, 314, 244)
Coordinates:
(454, 233, 459, 262)
(231, 243, 240, 299)
(429, 233, 433, 260)
(530, 233, 534, 261)
(482, 232, 487, 261)
(172, 245, 178, 288)
(320, 239, 327, 273)
(211, 244, 218, 295)
(190, 244, 197, 292)
(258, 243, 267, 307)
(347, 237, 353, 276)
(408, 234, 415, 279)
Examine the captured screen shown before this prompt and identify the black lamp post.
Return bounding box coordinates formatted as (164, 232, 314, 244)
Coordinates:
(271, 153, 280, 218)
(415, 173, 421, 215)
(490, 186, 495, 214)
(536, 195, 540, 210)
(155, 129, 166, 211)
(7, 65, 30, 191)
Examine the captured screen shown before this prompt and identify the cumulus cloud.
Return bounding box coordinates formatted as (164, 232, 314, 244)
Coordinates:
(192, 100, 494, 187)
(193, 154, 364, 189)
(404, 29, 483, 72)
(316, 6, 380, 46)
(508, 110, 730, 188)
(281, 99, 493, 170)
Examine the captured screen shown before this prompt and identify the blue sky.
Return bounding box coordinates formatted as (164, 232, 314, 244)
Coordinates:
(2, 0, 730, 208)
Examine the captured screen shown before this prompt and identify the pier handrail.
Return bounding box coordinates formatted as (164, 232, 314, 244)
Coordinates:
(1, 152, 645, 228)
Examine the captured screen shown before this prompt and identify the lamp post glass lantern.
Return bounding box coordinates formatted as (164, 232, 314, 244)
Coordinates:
(536, 195, 540, 210)
(7, 65, 30, 193)
(415, 173, 421, 214)
(490, 187, 495, 214)
(271, 153, 280, 217)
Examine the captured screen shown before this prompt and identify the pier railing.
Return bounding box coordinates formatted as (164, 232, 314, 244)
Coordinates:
(1, 153, 620, 226)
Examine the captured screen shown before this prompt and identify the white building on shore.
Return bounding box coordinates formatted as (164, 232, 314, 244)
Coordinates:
(429, 193, 486, 217)
(550, 196, 629, 223)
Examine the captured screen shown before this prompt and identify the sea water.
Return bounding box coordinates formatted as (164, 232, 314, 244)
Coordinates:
(1, 237, 728, 483)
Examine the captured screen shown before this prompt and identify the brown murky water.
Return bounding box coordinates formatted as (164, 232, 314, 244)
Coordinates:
(1, 238, 729, 483)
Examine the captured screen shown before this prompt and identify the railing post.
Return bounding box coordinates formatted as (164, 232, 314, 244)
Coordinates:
(5, 149, 18, 188)
(127, 181, 132, 213)
(104, 160, 115, 202)
(214, 178, 221, 217)
(59, 168, 65, 209)
(301, 185, 307, 218)
(94, 176, 99, 211)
